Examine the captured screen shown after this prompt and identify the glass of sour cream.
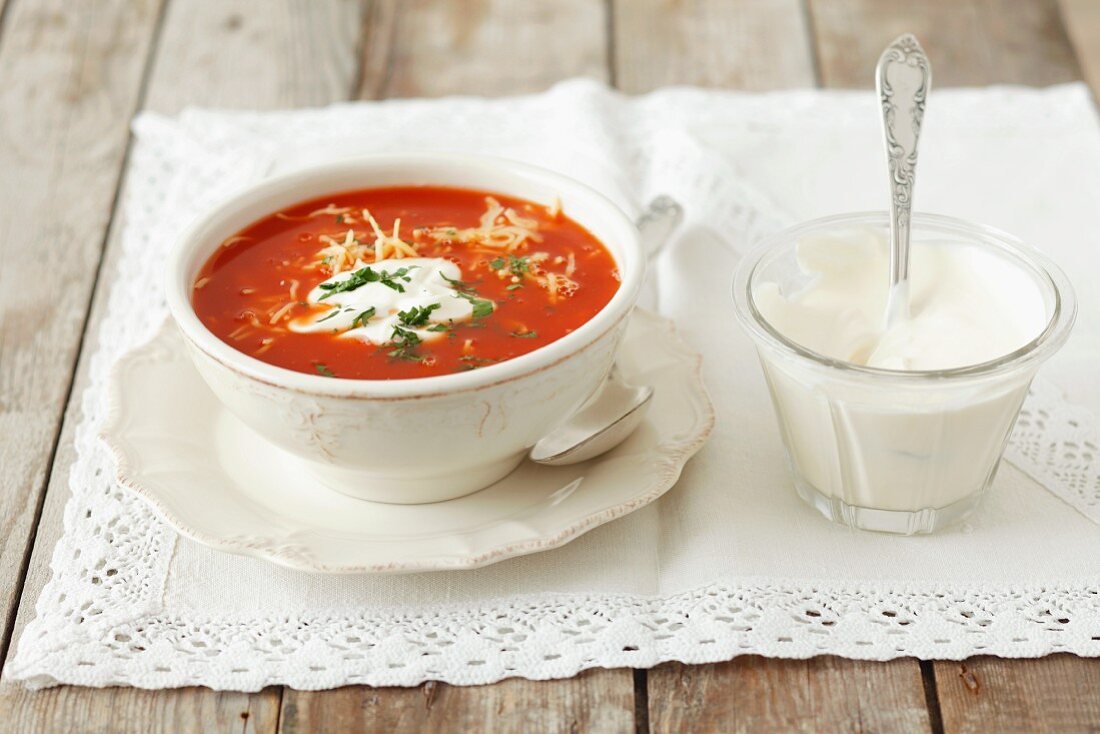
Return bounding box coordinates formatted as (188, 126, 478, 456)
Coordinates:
(733, 212, 1076, 535)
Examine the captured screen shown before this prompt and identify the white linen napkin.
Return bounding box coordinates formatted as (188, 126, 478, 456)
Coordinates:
(7, 80, 1100, 690)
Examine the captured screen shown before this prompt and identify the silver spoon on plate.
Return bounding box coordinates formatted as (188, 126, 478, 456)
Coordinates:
(529, 196, 683, 466)
(877, 33, 931, 329)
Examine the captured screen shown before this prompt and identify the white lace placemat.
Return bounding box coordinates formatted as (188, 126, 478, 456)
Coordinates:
(7, 80, 1100, 691)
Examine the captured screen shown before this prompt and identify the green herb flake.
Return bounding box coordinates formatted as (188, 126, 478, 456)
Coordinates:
(350, 307, 376, 328)
(427, 323, 450, 333)
(397, 303, 442, 328)
(314, 362, 336, 378)
(459, 355, 497, 365)
(316, 308, 343, 323)
(335, 214, 345, 224)
(488, 257, 506, 270)
(379, 266, 415, 292)
(508, 255, 530, 274)
(506, 283, 524, 291)
(319, 266, 414, 299)
(439, 271, 479, 295)
(468, 296, 494, 319)
(388, 325, 423, 361)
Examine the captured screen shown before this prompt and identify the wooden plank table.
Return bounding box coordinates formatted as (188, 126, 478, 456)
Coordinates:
(0, 0, 1096, 730)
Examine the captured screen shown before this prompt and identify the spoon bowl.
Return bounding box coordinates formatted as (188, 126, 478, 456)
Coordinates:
(529, 368, 654, 466)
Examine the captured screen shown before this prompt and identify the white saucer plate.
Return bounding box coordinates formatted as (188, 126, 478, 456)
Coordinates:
(102, 309, 714, 573)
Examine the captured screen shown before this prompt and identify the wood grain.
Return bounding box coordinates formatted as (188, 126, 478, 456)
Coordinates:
(648, 657, 931, 733)
(0, 0, 359, 731)
(1, 686, 281, 734)
(934, 655, 1100, 733)
(360, 0, 608, 99)
(808, 0, 1080, 87)
(0, 0, 163, 662)
(144, 0, 359, 113)
(280, 672, 635, 733)
(612, 0, 817, 92)
(1059, 0, 1100, 97)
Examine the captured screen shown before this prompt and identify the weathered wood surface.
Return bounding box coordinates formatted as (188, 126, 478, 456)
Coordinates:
(808, 0, 1080, 87)
(0, 0, 358, 731)
(1061, 0, 1100, 95)
(934, 655, 1100, 733)
(0, 0, 163, 667)
(364, 0, 608, 98)
(1, 0, 1099, 732)
(1, 686, 281, 734)
(648, 657, 931, 733)
(280, 672, 635, 733)
(612, 0, 816, 91)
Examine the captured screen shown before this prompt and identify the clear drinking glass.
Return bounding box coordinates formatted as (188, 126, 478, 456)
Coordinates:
(733, 212, 1076, 534)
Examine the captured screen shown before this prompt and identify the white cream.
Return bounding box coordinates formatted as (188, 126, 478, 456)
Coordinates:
(755, 229, 1048, 371)
(748, 228, 1052, 527)
(290, 257, 478, 345)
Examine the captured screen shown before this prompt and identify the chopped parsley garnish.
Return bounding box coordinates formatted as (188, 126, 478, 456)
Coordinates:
(489, 255, 528, 275)
(316, 308, 343, 323)
(335, 214, 345, 224)
(427, 323, 450, 332)
(397, 303, 441, 328)
(439, 272, 479, 294)
(440, 271, 494, 319)
(350, 307, 376, 328)
(508, 255, 530, 274)
(506, 283, 524, 291)
(455, 292, 493, 319)
(319, 266, 414, 299)
(388, 326, 423, 361)
(511, 329, 538, 339)
(379, 266, 415, 292)
(457, 354, 498, 371)
(314, 362, 336, 378)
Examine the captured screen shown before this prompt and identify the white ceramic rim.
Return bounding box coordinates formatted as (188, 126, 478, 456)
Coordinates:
(165, 153, 644, 399)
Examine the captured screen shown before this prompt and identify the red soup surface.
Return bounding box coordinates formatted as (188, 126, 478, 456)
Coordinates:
(192, 186, 621, 379)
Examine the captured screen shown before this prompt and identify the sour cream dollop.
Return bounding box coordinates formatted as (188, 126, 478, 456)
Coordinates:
(754, 230, 1049, 371)
(290, 257, 479, 345)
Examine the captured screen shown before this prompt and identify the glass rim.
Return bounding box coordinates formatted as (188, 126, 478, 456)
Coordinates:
(732, 211, 1077, 383)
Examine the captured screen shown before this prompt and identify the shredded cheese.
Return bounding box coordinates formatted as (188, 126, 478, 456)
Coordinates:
(546, 196, 561, 220)
(425, 197, 542, 252)
(268, 302, 296, 325)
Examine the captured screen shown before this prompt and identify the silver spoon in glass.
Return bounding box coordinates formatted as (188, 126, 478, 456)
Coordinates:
(529, 196, 683, 466)
(877, 33, 931, 328)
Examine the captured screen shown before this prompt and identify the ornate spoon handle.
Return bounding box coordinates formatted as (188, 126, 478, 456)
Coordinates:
(876, 34, 931, 312)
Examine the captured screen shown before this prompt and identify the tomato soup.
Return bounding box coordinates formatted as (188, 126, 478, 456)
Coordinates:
(191, 186, 621, 379)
